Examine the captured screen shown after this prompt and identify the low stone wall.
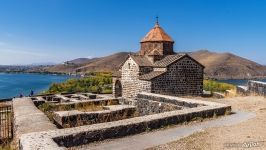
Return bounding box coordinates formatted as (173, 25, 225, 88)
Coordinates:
(136, 93, 205, 107)
(50, 98, 120, 110)
(133, 98, 182, 116)
(19, 93, 231, 149)
(53, 105, 136, 128)
(13, 98, 57, 149)
(236, 86, 249, 96)
(212, 92, 225, 99)
(248, 80, 266, 96)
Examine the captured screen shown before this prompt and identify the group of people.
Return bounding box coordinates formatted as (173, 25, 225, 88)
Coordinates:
(19, 90, 34, 98)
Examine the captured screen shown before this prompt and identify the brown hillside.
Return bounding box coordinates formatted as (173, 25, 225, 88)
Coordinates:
(46, 50, 266, 79)
(46, 64, 79, 73)
(76, 52, 130, 72)
(189, 50, 266, 79)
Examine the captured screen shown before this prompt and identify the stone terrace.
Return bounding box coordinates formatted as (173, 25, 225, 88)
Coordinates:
(14, 92, 231, 150)
(53, 105, 136, 128)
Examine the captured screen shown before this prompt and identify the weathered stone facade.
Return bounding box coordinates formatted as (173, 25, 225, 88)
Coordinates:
(140, 41, 174, 56)
(117, 57, 156, 98)
(113, 21, 204, 98)
(151, 57, 204, 96)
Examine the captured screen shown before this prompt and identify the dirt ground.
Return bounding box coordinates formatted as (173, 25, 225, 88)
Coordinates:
(149, 96, 266, 150)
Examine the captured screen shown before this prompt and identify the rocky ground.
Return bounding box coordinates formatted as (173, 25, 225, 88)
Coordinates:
(149, 96, 266, 150)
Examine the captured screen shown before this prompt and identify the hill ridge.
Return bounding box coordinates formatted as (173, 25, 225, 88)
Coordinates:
(46, 50, 266, 79)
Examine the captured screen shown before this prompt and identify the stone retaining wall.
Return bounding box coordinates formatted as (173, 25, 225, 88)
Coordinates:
(132, 98, 182, 116)
(19, 93, 231, 150)
(13, 98, 57, 149)
(51, 98, 120, 110)
(137, 93, 205, 108)
(53, 105, 136, 128)
(236, 86, 249, 96)
(248, 80, 266, 96)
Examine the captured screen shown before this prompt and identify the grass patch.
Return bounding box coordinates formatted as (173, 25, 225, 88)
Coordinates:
(38, 102, 105, 121)
(38, 99, 119, 117)
(38, 102, 104, 113)
(0, 146, 13, 150)
(0, 141, 13, 150)
(44, 72, 113, 95)
(203, 79, 236, 93)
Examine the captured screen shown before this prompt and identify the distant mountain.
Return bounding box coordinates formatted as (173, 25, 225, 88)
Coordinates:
(45, 52, 130, 73)
(65, 58, 99, 65)
(76, 52, 130, 72)
(29, 62, 57, 66)
(46, 57, 99, 73)
(43, 50, 266, 79)
(189, 50, 266, 79)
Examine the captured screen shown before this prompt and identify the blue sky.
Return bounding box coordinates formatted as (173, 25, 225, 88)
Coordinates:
(0, 0, 266, 65)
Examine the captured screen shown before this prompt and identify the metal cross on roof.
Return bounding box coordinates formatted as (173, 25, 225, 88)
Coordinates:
(156, 16, 159, 25)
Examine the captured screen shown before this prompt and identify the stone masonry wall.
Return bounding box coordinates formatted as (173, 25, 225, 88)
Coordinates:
(136, 93, 204, 108)
(121, 57, 140, 98)
(140, 42, 163, 55)
(133, 97, 182, 116)
(140, 42, 174, 55)
(53, 106, 136, 128)
(248, 80, 266, 96)
(121, 57, 152, 98)
(151, 56, 204, 96)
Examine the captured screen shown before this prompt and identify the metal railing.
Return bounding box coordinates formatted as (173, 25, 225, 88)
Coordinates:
(0, 105, 13, 143)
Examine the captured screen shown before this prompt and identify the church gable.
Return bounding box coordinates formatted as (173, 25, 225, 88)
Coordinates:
(166, 55, 204, 70)
(121, 56, 139, 72)
(167, 56, 204, 74)
(150, 56, 204, 96)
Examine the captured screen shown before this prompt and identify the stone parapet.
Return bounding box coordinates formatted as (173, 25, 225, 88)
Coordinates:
(53, 105, 136, 128)
(248, 80, 266, 96)
(13, 98, 57, 149)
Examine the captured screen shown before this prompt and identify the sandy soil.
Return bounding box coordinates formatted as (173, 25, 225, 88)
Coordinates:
(149, 96, 266, 150)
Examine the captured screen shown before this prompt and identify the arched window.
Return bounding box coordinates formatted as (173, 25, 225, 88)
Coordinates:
(128, 63, 131, 69)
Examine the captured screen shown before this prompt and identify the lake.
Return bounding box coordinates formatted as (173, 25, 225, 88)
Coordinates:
(0, 73, 70, 99)
(1, 73, 266, 99)
(219, 79, 266, 86)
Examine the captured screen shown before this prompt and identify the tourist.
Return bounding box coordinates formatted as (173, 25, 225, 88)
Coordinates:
(29, 90, 34, 97)
(19, 93, 23, 98)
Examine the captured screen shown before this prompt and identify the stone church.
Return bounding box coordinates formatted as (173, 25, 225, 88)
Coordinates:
(113, 21, 204, 98)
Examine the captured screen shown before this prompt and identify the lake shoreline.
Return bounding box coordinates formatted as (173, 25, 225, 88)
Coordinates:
(0, 73, 71, 100)
(0, 71, 80, 76)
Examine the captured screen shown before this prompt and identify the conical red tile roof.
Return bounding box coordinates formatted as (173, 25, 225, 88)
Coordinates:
(141, 23, 174, 42)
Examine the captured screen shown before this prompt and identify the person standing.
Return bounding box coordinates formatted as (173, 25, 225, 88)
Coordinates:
(29, 90, 34, 97)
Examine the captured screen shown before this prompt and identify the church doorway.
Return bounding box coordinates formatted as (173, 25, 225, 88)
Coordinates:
(114, 80, 122, 97)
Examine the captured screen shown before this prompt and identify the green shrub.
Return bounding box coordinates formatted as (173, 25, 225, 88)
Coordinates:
(44, 72, 112, 94)
(203, 79, 235, 93)
(0, 145, 13, 150)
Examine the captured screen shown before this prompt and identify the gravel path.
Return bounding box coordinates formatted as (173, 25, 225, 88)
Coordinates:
(73, 109, 255, 150)
(150, 96, 266, 150)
